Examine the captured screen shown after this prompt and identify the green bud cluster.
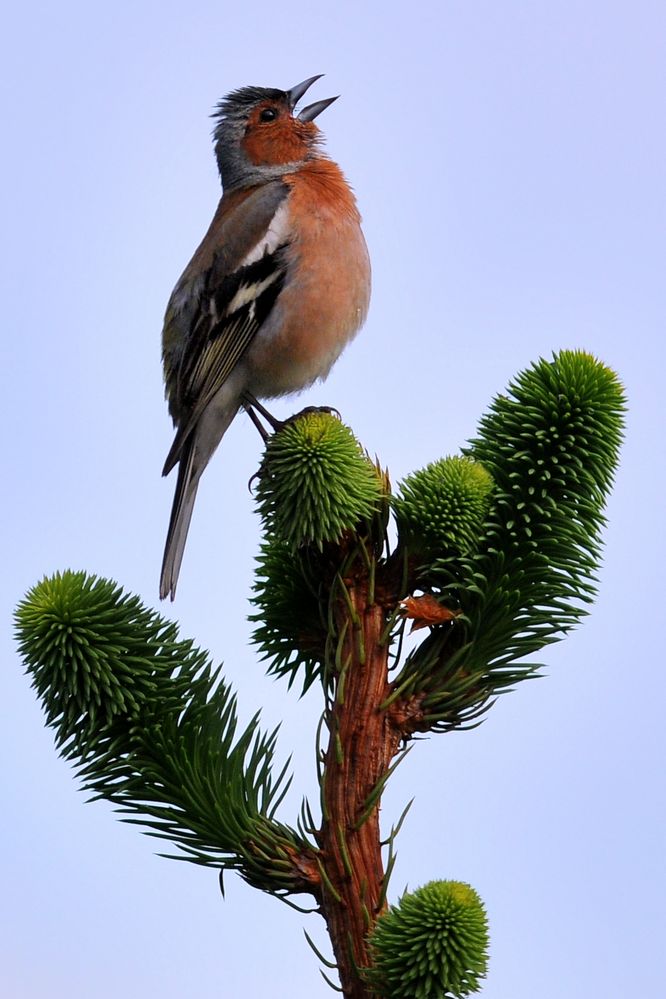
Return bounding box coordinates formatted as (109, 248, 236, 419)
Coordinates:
(367, 880, 489, 998)
(255, 412, 384, 549)
(394, 456, 494, 559)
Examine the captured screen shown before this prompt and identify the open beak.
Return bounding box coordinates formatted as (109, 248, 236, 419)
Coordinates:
(286, 75, 339, 122)
(298, 96, 339, 122)
(287, 74, 323, 107)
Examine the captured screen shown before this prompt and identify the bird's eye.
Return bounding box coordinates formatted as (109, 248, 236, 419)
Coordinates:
(259, 107, 278, 123)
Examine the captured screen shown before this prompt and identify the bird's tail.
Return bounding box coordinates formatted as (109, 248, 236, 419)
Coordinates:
(160, 397, 240, 600)
(160, 440, 200, 601)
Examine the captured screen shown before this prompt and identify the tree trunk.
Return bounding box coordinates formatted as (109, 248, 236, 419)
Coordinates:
(319, 579, 402, 997)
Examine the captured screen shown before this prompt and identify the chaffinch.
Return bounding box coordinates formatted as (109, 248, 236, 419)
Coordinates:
(160, 75, 371, 600)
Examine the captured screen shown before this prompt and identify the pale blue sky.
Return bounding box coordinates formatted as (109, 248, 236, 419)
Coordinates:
(2, 2, 665, 997)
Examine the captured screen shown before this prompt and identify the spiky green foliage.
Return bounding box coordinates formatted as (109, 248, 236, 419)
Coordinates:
(255, 412, 384, 550)
(16, 571, 199, 757)
(250, 539, 326, 691)
(396, 351, 625, 728)
(394, 457, 494, 558)
(15, 571, 312, 893)
(461, 349, 624, 661)
(366, 880, 489, 998)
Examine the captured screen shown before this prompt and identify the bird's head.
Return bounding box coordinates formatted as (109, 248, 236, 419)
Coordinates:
(212, 75, 338, 189)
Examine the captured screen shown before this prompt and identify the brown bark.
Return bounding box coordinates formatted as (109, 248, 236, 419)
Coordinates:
(318, 578, 403, 998)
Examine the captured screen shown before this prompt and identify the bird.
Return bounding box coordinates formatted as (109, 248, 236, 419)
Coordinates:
(159, 75, 371, 600)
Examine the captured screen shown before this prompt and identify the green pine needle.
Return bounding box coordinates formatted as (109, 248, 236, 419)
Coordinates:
(250, 539, 327, 691)
(366, 880, 489, 998)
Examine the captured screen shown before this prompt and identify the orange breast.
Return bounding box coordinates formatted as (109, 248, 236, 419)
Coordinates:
(246, 159, 371, 396)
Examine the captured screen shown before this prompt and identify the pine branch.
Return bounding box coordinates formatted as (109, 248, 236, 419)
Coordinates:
(15, 571, 318, 897)
(390, 351, 625, 731)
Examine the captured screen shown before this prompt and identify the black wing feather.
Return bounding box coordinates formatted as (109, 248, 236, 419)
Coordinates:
(164, 244, 288, 473)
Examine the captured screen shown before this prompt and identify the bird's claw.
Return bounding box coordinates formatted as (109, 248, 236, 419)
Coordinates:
(244, 395, 343, 442)
(247, 469, 262, 494)
(283, 405, 342, 425)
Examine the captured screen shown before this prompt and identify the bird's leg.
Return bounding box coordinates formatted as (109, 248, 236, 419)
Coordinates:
(243, 403, 271, 441)
(242, 393, 284, 439)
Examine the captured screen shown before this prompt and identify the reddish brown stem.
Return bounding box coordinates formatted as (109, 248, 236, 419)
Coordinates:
(318, 579, 403, 998)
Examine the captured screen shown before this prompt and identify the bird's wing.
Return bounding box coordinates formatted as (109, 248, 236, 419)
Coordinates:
(161, 181, 291, 473)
